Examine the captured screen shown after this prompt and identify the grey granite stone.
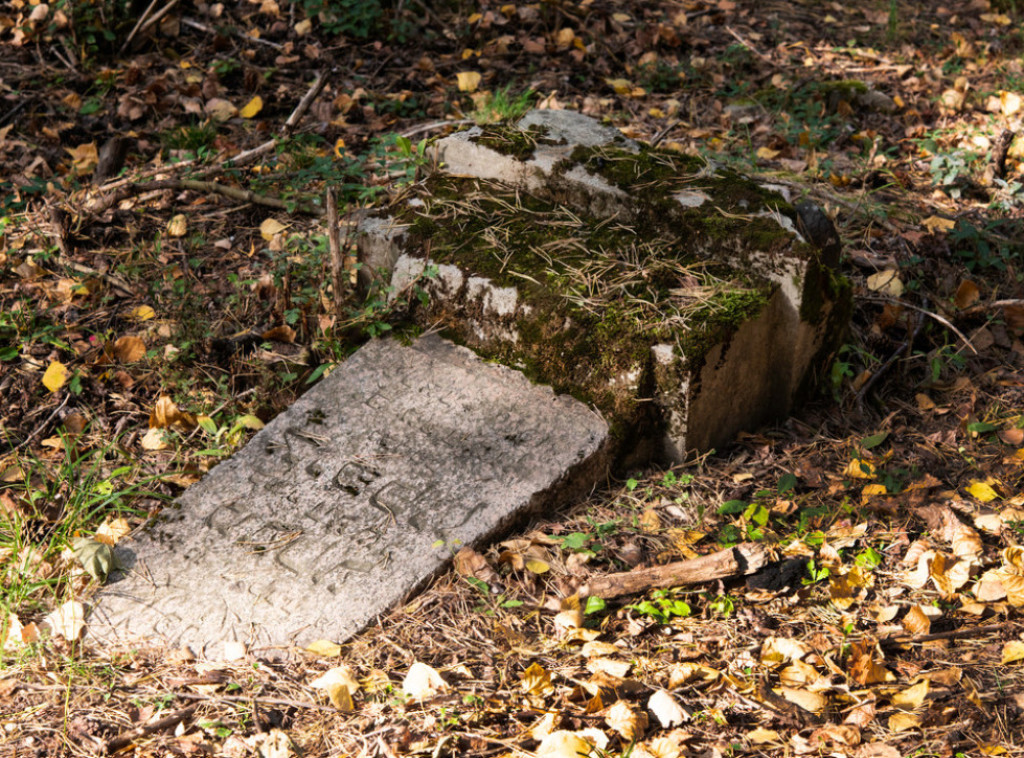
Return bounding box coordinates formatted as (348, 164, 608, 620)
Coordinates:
(357, 110, 850, 461)
(90, 335, 609, 651)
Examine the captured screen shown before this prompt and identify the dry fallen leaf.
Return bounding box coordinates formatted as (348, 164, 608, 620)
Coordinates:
(953, 280, 980, 309)
(866, 269, 903, 296)
(887, 711, 921, 732)
(605, 699, 647, 740)
(537, 730, 606, 758)
(456, 71, 482, 92)
(95, 517, 131, 546)
(240, 95, 263, 118)
(167, 214, 187, 237)
(73, 538, 120, 582)
(891, 680, 928, 709)
(113, 335, 146, 363)
(776, 686, 827, 714)
(140, 427, 171, 451)
(149, 395, 197, 431)
(42, 361, 69, 392)
(43, 600, 85, 641)
(260, 218, 287, 240)
(522, 662, 554, 698)
(648, 689, 689, 728)
(310, 665, 359, 710)
(305, 639, 343, 657)
(402, 661, 448, 701)
(1001, 640, 1024, 664)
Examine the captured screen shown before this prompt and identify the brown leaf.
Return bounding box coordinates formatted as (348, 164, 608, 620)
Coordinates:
(453, 546, 499, 584)
(954, 280, 980, 309)
(149, 395, 197, 431)
(901, 605, 931, 636)
(849, 642, 895, 685)
(261, 325, 296, 343)
(112, 335, 146, 363)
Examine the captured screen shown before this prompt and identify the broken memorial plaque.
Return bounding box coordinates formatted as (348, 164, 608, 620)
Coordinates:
(91, 335, 609, 650)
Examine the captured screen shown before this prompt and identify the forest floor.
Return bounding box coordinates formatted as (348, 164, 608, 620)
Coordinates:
(3, 0, 1024, 755)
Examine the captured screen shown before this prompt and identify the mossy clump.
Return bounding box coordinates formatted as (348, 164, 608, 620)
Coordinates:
(470, 123, 562, 162)
(396, 176, 772, 421)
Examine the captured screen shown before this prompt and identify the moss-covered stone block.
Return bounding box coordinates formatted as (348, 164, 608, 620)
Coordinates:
(355, 110, 849, 462)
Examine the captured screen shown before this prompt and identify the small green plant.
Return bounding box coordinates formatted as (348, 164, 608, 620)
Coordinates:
(162, 122, 218, 159)
(302, 0, 385, 38)
(1, 444, 163, 622)
(948, 218, 1023, 272)
(925, 146, 979, 200)
(803, 558, 830, 584)
(708, 594, 735, 616)
(471, 86, 536, 124)
(626, 589, 691, 624)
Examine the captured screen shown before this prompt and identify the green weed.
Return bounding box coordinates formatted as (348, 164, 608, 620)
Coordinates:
(0, 441, 165, 624)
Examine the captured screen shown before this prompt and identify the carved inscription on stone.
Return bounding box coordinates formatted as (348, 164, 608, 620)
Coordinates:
(91, 335, 608, 650)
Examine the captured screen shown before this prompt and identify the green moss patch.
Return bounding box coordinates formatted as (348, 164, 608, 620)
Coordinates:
(394, 176, 774, 422)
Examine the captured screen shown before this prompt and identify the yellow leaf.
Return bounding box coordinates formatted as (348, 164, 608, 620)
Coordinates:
(310, 665, 359, 709)
(1000, 90, 1022, 116)
(981, 12, 1012, 24)
(844, 458, 876, 479)
(756, 146, 780, 160)
(130, 305, 156, 321)
(861, 482, 887, 498)
(140, 427, 170, 451)
(605, 700, 647, 741)
(746, 727, 781, 744)
(888, 711, 921, 732)
(239, 95, 263, 118)
(776, 686, 827, 713)
(968, 479, 1000, 502)
(167, 214, 188, 237)
(866, 269, 903, 296)
(66, 141, 99, 176)
(891, 680, 928, 709)
(922, 215, 956, 234)
(522, 662, 554, 697)
(536, 731, 597, 758)
(306, 639, 342, 656)
(42, 361, 69, 392)
(526, 558, 550, 574)
(260, 217, 287, 240)
(1001, 640, 1024, 664)
(456, 71, 482, 92)
(555, 27, 576, 47)
(95, 517, 132, 546)
(605, 78, 632, 95)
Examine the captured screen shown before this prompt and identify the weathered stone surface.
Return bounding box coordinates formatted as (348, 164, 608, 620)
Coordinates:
(91, 335, 609, 651)
(357, 110, 850, 460)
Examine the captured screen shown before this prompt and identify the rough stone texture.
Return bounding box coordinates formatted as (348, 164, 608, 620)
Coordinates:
(91, 335, 609, 651)
(356, 110, 850, 460)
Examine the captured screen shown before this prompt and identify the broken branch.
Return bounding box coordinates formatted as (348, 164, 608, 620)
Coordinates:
(576, 542, 767, 600)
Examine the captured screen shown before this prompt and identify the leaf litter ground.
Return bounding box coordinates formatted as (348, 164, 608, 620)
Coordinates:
(3, 0, 1024, 755)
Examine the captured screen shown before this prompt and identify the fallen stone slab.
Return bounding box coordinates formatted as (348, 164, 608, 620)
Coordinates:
(90, 335, 609, 652)
(357, 110, 850, 460)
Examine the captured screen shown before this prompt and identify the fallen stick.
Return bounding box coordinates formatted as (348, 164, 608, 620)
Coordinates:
(577, 542, 767, 600)
(104, 704, 198, 754)
(96, 178, 324, 216)
(230, 70, 328, 168)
